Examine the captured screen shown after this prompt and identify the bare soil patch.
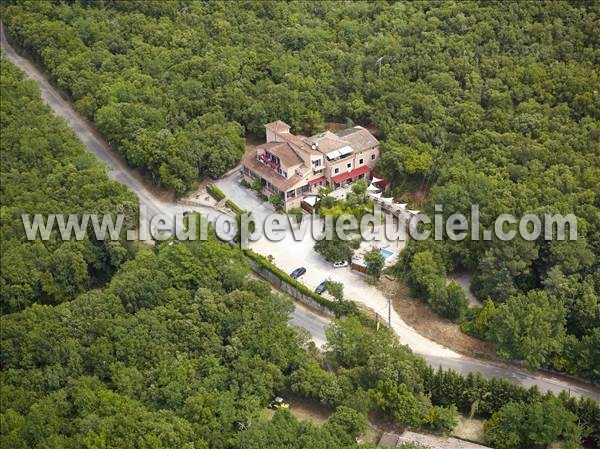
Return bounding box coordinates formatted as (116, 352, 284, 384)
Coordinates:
(286, 396, 332, 426)
(379, 278, 495, 358)
(244, 135, 262, 156)
(264, 396, 381, 444)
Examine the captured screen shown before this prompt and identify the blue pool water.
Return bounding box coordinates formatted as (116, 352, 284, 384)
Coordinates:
(380, 249, 394, 259)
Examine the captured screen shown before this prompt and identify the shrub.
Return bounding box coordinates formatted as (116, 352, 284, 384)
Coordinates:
(429, 280, 468, 321)
(207, 184, 226, 201)
(288, 207, 305, 224)
(226, 199, 243, 214)
(364, 248, 385, 279)
(461, 299, 496, 339)
(251, 177, 263, 191)
(269, 193, 282, 208)
(243, 249, 356, 317)
(421, 405, 458, 433)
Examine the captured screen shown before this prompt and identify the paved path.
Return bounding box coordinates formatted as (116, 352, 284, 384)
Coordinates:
(3, 25, 598, 401)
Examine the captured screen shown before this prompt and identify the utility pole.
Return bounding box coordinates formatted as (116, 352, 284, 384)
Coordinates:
(376, 56, 384, 78)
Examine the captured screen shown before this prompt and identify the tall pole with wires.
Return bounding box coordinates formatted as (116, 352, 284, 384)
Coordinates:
(376, 56, 384, 78)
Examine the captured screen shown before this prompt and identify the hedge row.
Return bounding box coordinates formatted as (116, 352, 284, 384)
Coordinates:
(207, 184, 226, 201)
(208, 184, 245, 215)
(243, 249, 358, 317)
(226, 199, 243, 215)
(422, 365, 600, 442)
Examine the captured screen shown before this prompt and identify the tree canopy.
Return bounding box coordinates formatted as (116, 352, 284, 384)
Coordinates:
(0, 58, 138, 314)
(2, 2, 600, 446)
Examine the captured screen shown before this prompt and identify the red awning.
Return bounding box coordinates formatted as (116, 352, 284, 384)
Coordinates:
(331, 165, 370, 184)
(308, 176, 326, 186)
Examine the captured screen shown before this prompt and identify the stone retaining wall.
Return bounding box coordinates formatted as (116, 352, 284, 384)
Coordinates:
(246, 258, 336, 317)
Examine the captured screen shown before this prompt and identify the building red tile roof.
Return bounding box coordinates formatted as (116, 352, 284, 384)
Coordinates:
(308, 175, 326, 186)
(242, 153, 304, 192)
(259, 141, 303, 167)
(335, 126, 379, 152)
(265, 120, 291, 133)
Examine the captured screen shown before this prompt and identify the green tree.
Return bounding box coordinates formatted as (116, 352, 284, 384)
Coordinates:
(351, 179, 368, 196)
(370, 380, 425, 427)
(325, 280, 344, 302)
(484, 397, 582, 449)
(407, 251, 445, 299)
(364, 249, 385, 280)
(461, 299, 497, 339)
(488, 291, 566, 369)
(325, 406, 368, 443)
(314, 235, 352, 263)
(429, 281, 468, 321)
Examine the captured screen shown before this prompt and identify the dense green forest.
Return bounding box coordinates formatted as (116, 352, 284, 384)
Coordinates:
(2, 1, 600, 447)
(1, 61, 599, 449)
(2, 59, 599, 449)
(0, 59, 138, 314)
(3, 0, 598, 380)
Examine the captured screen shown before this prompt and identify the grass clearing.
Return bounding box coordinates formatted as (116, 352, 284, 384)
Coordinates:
(451, 415, 486, 444)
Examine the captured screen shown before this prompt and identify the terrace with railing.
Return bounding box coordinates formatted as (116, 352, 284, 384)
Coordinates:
(258, 152, 280, 170)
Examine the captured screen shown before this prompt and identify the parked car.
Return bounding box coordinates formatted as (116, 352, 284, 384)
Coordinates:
(315, 281, 327, 294)
(290, 267, 307, 279)
(333, 260, 349, 268)
(268, 396, 289, 410)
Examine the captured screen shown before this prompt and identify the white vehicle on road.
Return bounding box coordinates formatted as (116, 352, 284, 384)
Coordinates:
(333, 260, 349, 268)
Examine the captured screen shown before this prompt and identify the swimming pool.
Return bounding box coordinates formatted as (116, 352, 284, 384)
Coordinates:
(380, 249, 394, 259)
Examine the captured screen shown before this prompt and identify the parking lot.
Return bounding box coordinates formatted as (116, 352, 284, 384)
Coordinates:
(217, 171, 459, 358)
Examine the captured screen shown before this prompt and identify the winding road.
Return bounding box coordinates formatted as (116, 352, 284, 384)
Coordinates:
(2, 25, 598, 401)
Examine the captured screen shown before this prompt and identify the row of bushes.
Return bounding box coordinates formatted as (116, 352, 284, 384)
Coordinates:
(226, 199, 243, 215)
(206, 184, 226, 201)
(422, 366, 600, 443)
(243, 249, 357, 318)
(207, 184, 244, 215)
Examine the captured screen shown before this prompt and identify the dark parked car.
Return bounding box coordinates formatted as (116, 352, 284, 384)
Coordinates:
(290, 267, 306, 279)
(315, 281, 327, 294)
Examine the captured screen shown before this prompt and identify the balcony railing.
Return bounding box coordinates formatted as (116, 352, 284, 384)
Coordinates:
(258, 153, 280, 170)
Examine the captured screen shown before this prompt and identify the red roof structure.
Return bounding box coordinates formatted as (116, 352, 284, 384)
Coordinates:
(308, 176, 326, 186)
(331, 165, 370, 184)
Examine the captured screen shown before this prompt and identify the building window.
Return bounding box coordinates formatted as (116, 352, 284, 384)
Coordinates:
(334, 168, 339, 174)
(371, 154, 376, 160)
(347, 163, 352, 169)
(359, 158, 364, 165)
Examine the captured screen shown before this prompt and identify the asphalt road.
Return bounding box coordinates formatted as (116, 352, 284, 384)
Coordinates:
(3, 25, 598, 401)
